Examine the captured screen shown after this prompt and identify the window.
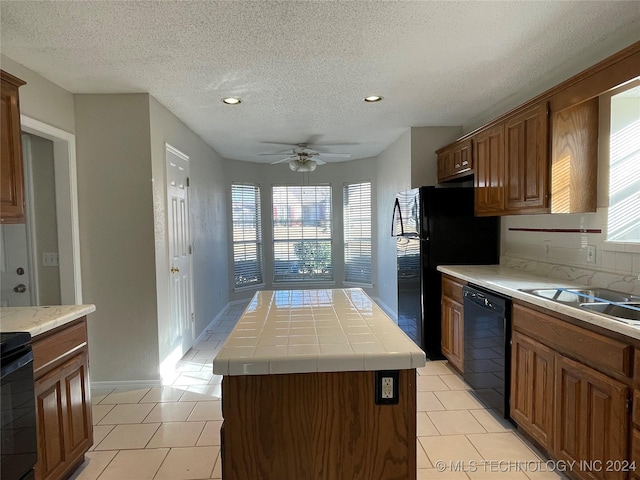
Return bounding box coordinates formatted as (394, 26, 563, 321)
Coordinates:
(607, 83, 640, 243)
(231, 184, 263, 288)
(272, 185, 332, 282)
(343, 181, 372, 284)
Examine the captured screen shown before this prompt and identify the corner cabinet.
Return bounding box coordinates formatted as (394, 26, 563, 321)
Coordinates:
(441, 275, 465, 373)
(511, 303, 632, 480)
(32, 318, 93, 480)
(0, 70, 26, 224)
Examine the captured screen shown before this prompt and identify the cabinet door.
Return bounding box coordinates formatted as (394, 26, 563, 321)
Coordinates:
(474, 124, 504, 215)
(555, 354, 629, 480)
(504, 102, 549, 212)
(454, 139, 472, 174)
(441, 296, 463, 373)
(510, 331, 555, 450)
(0, 71, 26, 223)
(34, 352, 92, 480)
(437, 150, 453, 183)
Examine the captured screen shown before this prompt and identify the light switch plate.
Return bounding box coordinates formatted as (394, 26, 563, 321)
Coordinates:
(42, 252, 59, 267)
(587, 245, 596, 264)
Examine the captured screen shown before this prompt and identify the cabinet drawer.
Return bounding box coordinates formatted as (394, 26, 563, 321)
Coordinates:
(32, 319, 87, 376)
(442, 276, 465, 303)
(513, 304, 633, 379)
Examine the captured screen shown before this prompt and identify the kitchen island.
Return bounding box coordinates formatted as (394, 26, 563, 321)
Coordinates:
(213, 288, 425, 480)
(1, 304, 95, 480)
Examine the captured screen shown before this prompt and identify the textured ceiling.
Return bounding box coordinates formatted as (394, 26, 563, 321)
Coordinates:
(1, 1, 639, 163)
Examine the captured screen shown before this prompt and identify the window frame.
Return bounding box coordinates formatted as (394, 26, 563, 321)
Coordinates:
(343, 180, 373, 287)
(231, 183, 265, 291)
(602, 78, 640, 254)
(271, 183, 334, 284)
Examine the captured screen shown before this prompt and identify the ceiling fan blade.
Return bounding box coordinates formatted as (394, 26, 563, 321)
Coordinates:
(270, 157, 295, 165)
(259, 153, 294, 156)
(316, 153, 351, 158)
(314, 158, 327, 166)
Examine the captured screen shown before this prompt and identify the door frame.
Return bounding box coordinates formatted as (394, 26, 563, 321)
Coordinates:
(165, 143, 195, 348)
(20, 115, 82, 304)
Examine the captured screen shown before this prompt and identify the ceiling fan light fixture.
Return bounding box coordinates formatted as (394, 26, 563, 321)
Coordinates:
(363, 95, 383, 103)
(222, 97, 241, 105)
(289, 159, 317, 172)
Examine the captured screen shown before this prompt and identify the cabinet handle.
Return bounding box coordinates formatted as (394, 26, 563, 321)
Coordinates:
(455, 163, 461, 168)
(462, 160, 469, 166)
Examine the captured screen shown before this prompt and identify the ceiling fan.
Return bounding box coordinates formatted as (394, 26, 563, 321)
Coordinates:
(259, 144, 351, 172)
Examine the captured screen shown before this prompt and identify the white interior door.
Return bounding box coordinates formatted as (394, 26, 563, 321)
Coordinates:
(166, 144, 194, 355)
(0, 224, 32, 306)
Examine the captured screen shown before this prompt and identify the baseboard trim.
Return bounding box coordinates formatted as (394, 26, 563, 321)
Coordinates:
(91, 379, 162, 389)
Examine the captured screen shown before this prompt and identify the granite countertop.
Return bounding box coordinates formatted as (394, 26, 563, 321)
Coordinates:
(437, 264, 640, 341)
(0, 304, 96, 337)
(213, 288, 426, 376)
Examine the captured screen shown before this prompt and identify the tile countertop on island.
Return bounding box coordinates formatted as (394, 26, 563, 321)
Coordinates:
(213, 288, 426, 376)
(0, 304, 96, 336)
(437, 264, 640, 341)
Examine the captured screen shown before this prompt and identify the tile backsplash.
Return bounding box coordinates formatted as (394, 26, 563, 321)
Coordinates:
(502, 208, 640, 294)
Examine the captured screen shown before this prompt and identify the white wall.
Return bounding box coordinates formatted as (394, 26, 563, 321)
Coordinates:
(223, 156, 377, 302)
(74, 94, 160, 383)
(27, 133, 61, 305)
(410, 126, 463, 188)
(0, 55, 75, 134)
(375, 131, 412, 314)
(148, 96, 230, 369)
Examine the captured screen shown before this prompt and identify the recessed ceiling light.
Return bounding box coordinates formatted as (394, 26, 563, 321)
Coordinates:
(222, 97, 241, 105)
(363, 95, 383, 103)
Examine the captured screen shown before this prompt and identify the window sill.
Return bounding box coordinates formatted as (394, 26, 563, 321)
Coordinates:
(344, 281, 373, 289)
(602, 241, 640, 254)
(234, 283, 266, 293)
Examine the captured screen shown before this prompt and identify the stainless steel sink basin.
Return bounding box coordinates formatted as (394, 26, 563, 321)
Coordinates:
(520, 288, 639, 305)
(579, 302, 640, 322)
(519, 287, 640, 325)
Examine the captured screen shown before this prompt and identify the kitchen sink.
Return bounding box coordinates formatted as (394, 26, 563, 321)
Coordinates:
(519, 287, 640, 325)
(520, 288, 639, 305)
(579, 302, 640, 322)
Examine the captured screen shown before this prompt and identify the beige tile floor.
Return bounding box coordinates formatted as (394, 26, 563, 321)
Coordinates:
(71, 301, 566, 480)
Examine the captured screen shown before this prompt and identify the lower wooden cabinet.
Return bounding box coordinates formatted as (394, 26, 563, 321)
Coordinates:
(441, 296, 463, 372)
(510, 331, 554, 449)
(32, 318, 93, 480)
(554, 354, 628, 480)
(441, 275, 465, 373)
(511, 305, 633, 480)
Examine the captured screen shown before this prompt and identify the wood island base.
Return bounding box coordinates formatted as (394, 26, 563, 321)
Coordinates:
(220, 369, 417, 480)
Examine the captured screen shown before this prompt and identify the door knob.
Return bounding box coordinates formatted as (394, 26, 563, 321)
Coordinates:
(14, 284, 27, 293)
(170, 267, 180, 273)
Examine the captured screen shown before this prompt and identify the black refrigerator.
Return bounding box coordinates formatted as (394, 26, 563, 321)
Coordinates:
(393, 186, 499, 358)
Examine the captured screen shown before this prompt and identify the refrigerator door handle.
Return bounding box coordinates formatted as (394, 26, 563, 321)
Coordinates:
(391, 197, 404, 237)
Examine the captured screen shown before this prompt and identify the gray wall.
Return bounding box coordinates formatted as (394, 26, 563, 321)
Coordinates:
(74, 94, 160, 383)
(375, 131, 412, 315)
(411, 126, 463, 188)
(223, 156, 377, 302)
(148, 96, 230, 367)
(26, 133, 61, 305)
(0, 55, 75, 134)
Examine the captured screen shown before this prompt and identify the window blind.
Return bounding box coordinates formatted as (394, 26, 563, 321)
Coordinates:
(343, 181, 372, 284)
(231, 184, 263, 288)
(272, 185, 332, 282)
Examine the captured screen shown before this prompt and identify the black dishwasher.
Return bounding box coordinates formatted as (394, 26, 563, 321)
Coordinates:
(462, 285, 512, 420)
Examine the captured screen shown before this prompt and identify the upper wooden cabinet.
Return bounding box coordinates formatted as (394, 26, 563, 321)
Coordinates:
(436, 41, 640, 216)
(504, 102, 550, 212)
(474, 123, 505, 215)
(1, 70, 26, 224)
(474, 101, 549, 216)
(550, 98, 598, 213)
(436, 138, 472, 183)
